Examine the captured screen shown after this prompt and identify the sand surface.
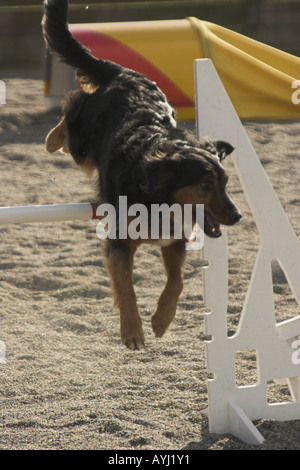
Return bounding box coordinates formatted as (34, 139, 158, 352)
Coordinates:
(0, 76, 299, 450)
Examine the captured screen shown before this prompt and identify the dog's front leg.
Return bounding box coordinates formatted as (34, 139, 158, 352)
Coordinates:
(105, 240, 144, 350)
(152, 241, 186, 338)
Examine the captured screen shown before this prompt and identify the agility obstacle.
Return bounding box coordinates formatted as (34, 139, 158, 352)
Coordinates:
(195, 59, 300, 445)
(0, 202, 99, 225)
(44, 18, 300, 121)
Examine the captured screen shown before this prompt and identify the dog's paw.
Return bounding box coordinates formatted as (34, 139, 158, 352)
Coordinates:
(121, 324, 145, 351)
(124, 336, 145, 351)
(151, 314, 168, 338)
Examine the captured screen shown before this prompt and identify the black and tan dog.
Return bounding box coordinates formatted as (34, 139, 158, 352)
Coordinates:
(42, 0, 242, 350)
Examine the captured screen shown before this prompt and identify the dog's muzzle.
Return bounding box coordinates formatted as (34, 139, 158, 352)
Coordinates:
(204, 210, 242, 238)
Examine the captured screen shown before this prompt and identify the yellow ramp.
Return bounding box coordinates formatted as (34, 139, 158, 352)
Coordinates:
(62, 18, 300, 120)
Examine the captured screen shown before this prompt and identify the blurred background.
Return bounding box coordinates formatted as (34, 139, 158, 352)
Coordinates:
(0, 0, 299, 75)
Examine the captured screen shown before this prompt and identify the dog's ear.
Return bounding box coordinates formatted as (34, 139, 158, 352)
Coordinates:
(214, 141, 234, 161)
(45, 117, 69, 153)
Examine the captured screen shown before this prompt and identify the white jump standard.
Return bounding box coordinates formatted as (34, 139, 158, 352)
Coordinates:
(195, 59, 300, 445)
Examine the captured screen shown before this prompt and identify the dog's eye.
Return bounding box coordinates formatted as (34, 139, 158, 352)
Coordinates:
(199, 179, 213, 191)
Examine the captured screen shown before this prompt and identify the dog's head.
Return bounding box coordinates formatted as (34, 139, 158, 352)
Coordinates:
(45, 90, 98, 177)
(147, 139, 242, 238)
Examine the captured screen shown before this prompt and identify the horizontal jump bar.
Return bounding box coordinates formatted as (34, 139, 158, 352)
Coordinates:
(0, 203, 100, 225)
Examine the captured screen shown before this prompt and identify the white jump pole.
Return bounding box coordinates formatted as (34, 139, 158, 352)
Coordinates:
(0, 202, 99, 225)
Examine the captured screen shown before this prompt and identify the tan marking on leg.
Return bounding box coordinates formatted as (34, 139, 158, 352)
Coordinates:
(151, 241, 185, 338)
(105, 241, 144, 350)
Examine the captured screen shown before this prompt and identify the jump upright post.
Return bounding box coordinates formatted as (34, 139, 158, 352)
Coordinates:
(195, 58, 300, 445)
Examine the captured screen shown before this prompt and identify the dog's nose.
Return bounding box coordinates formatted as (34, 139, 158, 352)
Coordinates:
(231, 211, 242, 224)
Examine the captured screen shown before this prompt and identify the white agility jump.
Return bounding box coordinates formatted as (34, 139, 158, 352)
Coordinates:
(195, 59, 300, 445)
(0, 202, 99, 225)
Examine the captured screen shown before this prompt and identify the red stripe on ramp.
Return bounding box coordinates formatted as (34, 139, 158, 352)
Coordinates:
(70, 27, 194, 108)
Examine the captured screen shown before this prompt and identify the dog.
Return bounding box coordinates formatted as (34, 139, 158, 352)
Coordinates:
(42, 0, 242, 350)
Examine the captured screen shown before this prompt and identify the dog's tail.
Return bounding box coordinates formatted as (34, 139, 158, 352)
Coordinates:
(42, 0, 122, 88)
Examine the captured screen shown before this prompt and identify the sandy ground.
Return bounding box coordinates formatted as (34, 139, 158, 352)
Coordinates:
(0, 76, 299, 451)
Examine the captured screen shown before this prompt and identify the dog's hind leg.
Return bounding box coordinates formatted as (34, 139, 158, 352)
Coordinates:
(151, 241, 186, 338)
(105, 240, 145, 350)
